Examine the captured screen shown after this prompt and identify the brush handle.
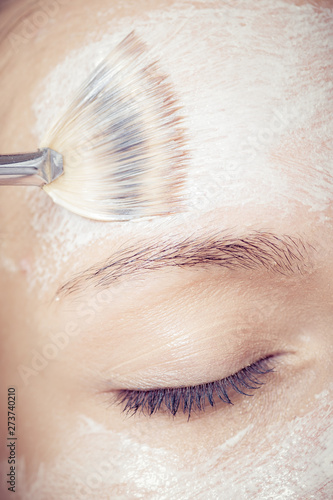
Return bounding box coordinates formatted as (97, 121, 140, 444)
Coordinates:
(0, 148, 63, 186)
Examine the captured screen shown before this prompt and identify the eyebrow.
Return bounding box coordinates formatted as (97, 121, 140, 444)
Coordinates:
(57, 230, 314, 297)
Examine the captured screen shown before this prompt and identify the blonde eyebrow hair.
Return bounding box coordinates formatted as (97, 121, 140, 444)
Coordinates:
(57, 230, 313, 297)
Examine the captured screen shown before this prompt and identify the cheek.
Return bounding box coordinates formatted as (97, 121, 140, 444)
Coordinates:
(14, 389, 333, 499)
(16, 416, 182, 499)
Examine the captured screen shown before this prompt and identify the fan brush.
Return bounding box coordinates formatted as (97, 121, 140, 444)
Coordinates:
(0, 32, 188, 221)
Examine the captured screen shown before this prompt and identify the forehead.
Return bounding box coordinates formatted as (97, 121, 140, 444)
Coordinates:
(2, 0, 333, 211)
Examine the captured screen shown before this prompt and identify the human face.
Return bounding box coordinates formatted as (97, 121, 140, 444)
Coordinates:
(0, 0, 332, 498)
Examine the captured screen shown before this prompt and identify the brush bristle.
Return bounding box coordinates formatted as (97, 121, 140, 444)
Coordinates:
(41, 32, 188, 221)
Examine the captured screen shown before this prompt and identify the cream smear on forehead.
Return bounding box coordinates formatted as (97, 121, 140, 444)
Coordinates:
(32, 0, 333, 214)
(12, 388, 333, 499)
(27, 0, 333, 296)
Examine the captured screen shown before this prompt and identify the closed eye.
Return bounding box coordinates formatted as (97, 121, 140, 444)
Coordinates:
(113, 356, 276, 420)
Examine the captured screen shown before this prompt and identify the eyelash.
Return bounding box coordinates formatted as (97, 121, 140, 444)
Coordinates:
(115, 356, 276, 419)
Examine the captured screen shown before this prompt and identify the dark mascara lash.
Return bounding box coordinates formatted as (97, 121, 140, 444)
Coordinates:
(115, 356, 275, 419)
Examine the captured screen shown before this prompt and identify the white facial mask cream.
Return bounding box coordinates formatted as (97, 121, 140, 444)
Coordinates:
(11, 388, 333, 499)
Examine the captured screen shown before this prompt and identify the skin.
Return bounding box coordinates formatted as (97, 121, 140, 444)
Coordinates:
(0, 0, 332, 498)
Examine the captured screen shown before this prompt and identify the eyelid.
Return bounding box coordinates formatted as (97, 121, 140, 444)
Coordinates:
(112, 356, 276, 420)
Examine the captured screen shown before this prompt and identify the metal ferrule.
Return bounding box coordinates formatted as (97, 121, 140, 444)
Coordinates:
(0, 148, 63, 186)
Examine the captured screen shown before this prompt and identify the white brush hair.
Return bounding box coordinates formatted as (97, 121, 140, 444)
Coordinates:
(41, 32, 188, 221)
